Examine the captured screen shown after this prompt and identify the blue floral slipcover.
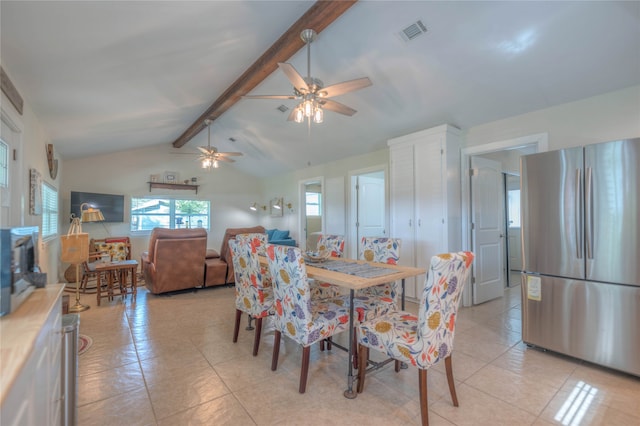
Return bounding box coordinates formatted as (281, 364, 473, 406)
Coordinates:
(266, 244, 351, 347)
(309, 234, 345, 299)
(356, 237, 401, 313)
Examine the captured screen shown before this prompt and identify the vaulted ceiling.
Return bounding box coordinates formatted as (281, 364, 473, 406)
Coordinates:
(2, 1, 639, 177)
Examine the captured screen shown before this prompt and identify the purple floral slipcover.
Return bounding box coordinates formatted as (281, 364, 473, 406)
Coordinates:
(309, 234, 346, 299)
(357, 237, 401, 310)
(266, 244, 351, 347)
(229, 239, 273, 319)
(356, 251, 474, 369)
(235, 233, 271, 287)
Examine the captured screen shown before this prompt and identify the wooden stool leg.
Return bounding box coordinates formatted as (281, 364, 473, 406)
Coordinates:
(356, 344, 368, 393)
(253, 317, 263, 356)
(233, 309, 242, 343)
(271, 331, 281, 371)
(299, 346, 310, 393)
(445, 355, 459, 406)
(419, 368, 429, 426)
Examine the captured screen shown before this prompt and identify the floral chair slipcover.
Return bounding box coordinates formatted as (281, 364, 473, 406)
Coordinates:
(235, 233, 271, 287)
(266, 244, 351, 393)
(356, 237, 401, 312)
(356, 251, 474, 425)
(309, 234, 345, 299)
(229, 238, 274, 356)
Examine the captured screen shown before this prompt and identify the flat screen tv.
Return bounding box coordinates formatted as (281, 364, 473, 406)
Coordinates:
(70, 191, 125, 223)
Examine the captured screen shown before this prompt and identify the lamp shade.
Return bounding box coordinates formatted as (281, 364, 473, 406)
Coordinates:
(80, 203, 105, 222)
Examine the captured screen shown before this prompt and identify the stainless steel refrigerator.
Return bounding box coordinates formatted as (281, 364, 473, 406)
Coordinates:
(520, 137, 640, 376)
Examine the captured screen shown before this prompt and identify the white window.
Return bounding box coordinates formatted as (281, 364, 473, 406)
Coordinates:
(130, 198, 210, 231)
(507, 189, 521, 228)
(305, 191, 321, 217)
(42, 182, 59, 239)
(0, 139, 7, 188)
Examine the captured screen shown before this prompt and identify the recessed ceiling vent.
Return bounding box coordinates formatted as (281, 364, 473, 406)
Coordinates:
(399, 20, 427, 42)
(277, 104, 289, 113)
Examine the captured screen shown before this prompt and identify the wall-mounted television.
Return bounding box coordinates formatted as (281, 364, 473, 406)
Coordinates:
(70, 191, 125, 223)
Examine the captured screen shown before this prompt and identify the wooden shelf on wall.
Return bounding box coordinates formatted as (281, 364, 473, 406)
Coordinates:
(148, 182, 199, 193)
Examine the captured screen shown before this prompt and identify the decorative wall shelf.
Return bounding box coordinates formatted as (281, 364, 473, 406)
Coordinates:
(148, 182, 199, 193)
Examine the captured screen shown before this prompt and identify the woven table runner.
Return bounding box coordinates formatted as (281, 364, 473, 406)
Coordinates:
(309, 260, 398, 278)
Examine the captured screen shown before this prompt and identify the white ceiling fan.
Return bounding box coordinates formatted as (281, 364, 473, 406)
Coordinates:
(243, 29, 372, 123)
(174, 119, 242, 169)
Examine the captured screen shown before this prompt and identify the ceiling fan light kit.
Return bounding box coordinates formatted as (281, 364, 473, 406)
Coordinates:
(196, 119, 242, 170)
(244, 29, 372, 124)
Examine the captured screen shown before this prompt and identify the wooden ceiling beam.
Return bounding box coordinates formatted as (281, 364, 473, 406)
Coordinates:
(172, 0, 358, 148)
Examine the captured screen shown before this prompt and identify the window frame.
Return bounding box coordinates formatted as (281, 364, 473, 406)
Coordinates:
(41, 182, 59, 240)
(130, 197, 210, 233)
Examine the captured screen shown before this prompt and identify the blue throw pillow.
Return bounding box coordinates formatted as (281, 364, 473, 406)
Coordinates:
(266, 228, 276, 241)
(272, 229, 290, 240)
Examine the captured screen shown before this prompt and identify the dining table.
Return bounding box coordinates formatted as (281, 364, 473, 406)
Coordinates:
(261, 254, 426, 398)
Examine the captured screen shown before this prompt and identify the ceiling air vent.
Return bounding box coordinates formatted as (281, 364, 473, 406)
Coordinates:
(399, 20, 427, 42)
(276, 104, 289, 113)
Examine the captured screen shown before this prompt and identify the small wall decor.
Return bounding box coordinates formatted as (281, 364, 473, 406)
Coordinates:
(270, 197, 283, 217)
(150, 174, 161, 183)
(163, 171, 179, 184)
(29, 168, 42, 215)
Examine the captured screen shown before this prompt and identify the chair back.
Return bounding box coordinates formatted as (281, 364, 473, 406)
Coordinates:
(229, 239, 271, 318)
(358, 237, 401, 299)
(418, 251, 474, 361)
(219, 226, 266, 283)
(235, 233, 268, 256)
(359, 237, 400, 264)
(266, 245, 315, 346)
(92, 237, 131, 262)
(317, 234, 345, 257)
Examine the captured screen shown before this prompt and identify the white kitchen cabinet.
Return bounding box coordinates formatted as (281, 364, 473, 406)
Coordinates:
(1, 285, 64, 426)
(389, 124, 462, 301)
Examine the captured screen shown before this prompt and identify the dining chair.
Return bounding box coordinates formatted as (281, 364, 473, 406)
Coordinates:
(356, 251, 474, 426)
(229, 238, 274, 356)
(357, 237, 401, 312)
(309, 234, 344, 299)
(235, 232, 271, 287)
(265, 244, 352, 393)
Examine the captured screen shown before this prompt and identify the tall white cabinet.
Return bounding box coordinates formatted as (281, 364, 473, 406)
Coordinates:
(388, 124, 462, 300)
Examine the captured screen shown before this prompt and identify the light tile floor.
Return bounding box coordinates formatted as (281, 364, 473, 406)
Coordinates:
(75, 284, 640, 425)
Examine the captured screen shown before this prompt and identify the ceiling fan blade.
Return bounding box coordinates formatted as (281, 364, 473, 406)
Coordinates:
(197, 146, 213, 154)
(318, 77, 372, 98)
(278, 63, 309, 93)
(216, 156, 235, 163)
(319, 99, 357, 116)
(242, 94, 297, 100)
(216, 152, 243, 157)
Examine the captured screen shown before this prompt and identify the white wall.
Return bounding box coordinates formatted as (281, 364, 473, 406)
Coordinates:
(465, 85, 640, 150)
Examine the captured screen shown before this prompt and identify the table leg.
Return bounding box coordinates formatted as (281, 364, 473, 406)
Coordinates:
(400, 278, 408, 370)
(96, 272, 102, 306)
(344, 288, 357, 399)
(131, 266, 137, 300)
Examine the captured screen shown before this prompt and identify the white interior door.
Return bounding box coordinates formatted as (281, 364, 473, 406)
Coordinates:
(471, 156, 505, 304)
(356, 173, 385, 244)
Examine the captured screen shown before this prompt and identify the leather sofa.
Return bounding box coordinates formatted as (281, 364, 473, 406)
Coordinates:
(141, 228, 207, 294)
(205, 226, 266, 287)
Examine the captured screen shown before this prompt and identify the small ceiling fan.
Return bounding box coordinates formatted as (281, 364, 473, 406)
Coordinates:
(243, 29, 372, 123)
(174, 119, 242, 169)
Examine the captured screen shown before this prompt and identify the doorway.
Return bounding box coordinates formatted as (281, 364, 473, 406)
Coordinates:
(461, 133, 547, 306)
(348, 166, 387, 259)
(299, 178, 323, 251)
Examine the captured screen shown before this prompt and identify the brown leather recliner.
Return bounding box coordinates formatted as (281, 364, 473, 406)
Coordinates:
(141, 228, 207, 294)
(205, 226, 265, 287)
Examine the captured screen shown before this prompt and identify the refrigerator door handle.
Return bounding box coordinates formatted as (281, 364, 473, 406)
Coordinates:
(576, 168, 583, 259)
(585, 167, 594, 259)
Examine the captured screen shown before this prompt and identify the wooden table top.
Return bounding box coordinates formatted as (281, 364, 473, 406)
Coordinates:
(259, 256, 425, 291)
(94, 259, 138, 271)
